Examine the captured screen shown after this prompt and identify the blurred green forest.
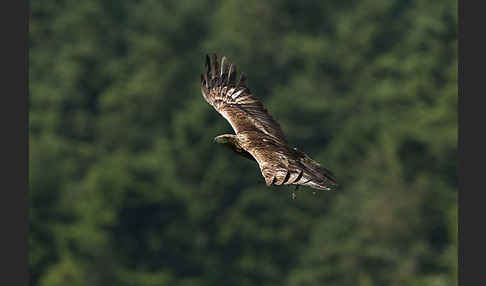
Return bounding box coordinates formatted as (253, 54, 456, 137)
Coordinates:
(29, 0, 457, 285)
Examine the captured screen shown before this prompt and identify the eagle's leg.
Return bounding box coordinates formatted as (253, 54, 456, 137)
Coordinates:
(291, 185, 299, 200)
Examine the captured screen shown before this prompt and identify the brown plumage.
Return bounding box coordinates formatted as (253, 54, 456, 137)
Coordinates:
(200, 53, 338, 191)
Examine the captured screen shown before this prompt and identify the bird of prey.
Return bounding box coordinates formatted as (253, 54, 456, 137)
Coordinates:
(200, 54, 338, 193)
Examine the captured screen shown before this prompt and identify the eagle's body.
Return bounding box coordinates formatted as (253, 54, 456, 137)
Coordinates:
(201, 54, 338, 191)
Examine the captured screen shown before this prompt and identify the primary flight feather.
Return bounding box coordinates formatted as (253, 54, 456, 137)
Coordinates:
(200, 53, 338, 191)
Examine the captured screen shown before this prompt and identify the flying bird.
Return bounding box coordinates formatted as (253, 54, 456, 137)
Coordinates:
(200, 54, 338, 193)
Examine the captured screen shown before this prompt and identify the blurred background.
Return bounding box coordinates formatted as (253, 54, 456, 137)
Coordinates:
(29, 0, 457, 285)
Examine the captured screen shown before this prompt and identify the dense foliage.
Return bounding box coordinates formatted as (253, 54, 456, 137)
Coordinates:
(30, 0, 457, 285)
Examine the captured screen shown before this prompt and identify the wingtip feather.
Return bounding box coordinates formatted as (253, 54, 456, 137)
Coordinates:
(211, 53, 218, 78)
(237, 72, 247, 88)
(228, 64, 236, 85)
(205, 54, 211, 75)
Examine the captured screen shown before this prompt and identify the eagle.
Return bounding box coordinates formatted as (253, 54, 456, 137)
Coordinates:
(200, 54, 338, 194)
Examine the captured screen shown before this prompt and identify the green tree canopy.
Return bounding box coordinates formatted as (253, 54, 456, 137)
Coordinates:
(30, 0, 457, 285)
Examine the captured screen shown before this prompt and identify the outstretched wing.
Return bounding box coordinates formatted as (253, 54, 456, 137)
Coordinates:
(239, 131, 338, 191)
(200, 54, 287, 143)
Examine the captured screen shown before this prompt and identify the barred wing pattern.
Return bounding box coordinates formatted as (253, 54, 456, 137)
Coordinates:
(200, 54, 337, 191)
(200, 54, 287, 143)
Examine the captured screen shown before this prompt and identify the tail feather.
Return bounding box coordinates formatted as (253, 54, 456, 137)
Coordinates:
(291, 147, 338, 190)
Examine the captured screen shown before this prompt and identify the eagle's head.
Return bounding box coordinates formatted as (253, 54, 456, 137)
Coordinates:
(213, 134, 235, 144)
